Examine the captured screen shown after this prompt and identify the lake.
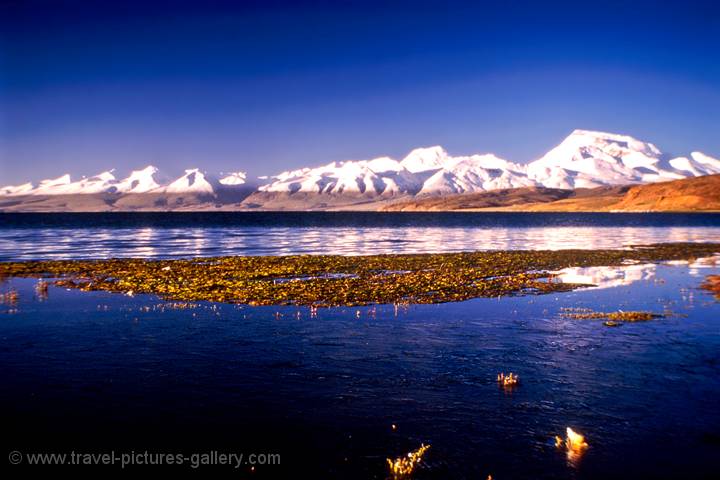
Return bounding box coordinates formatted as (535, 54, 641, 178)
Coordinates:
(1, 212, 719, 478)
(1, 212, 720, 259)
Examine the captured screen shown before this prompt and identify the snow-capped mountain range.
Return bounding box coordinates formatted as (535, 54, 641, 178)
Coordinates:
(2, 130, 719, 198)
(0, 166, 248, 197)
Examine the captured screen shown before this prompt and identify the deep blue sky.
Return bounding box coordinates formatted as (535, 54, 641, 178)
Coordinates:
(1, 0, 719, 184)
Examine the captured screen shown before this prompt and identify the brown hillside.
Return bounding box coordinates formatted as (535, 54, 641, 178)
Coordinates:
(380, 187, 577, 211)
(609, 174, 720, 211)
(380, 175, 720, 212)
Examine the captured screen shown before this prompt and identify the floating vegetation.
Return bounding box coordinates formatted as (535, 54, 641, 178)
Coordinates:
(701, 275, 720, 300)
(0, 288, 19, 314)
(35, 280, 49, 301)
(555, 427, 589, 465)
(272, 272, 358, 284)
(0, 243, 718, 307)
(1, 289, 19, 306)
(497, 372, 519, 388)
(565, 428, 589, 452)
(138, 302, 202, 312)
(561, 309, 662, 322)
(386, 444, 430, 477)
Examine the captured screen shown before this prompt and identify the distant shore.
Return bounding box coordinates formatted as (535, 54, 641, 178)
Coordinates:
(2, 174, 719, 213)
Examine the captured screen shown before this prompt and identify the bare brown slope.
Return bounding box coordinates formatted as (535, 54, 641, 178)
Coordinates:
(0, 192, 226, 212)
(609, 174, 720, 211)
(380, 187, 577, 211)
(381, 186, 629, 211)
(380, 175, 720, 212)
(2, 175, 719, 212)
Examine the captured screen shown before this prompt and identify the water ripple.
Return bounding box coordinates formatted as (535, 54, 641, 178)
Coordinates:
(1, 212, 720, 260)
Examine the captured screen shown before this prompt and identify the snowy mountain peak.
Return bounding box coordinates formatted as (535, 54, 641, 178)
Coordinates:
(219, 171, 247, 185)
(165, 168, 215, 194)
(40, 174, 71, 188)
(114, 165, 162, 193)
(0, 182, 34, 196)
(258, 153, 420, 196)
(417, 154, 534, 195)
(2, 131, 719, 201)
(366, 156, 404, 173)
(70, 171, 119, 194)
(400, 146, 449, 173)
(691, 152, 720, 169)
(526, 130, 685, 189)
(132, 165, 158, 177)
(254, 131, 719, 196)
(565, 129, 662, 156)
(92, 170, 117, 182)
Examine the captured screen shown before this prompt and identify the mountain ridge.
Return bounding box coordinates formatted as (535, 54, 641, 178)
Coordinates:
(2, 130, 719, 211)
(381, 175, 720, 212)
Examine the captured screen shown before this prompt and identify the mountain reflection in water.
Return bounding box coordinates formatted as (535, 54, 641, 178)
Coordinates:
(2, 218, 720, 260)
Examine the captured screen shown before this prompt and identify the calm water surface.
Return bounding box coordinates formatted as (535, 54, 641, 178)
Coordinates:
(1, 262, 719, 478)
(1, 212, 719, 478)
(1, 212, 720, 259)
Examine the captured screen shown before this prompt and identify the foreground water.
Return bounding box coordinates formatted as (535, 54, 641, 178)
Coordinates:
(2, 260, 719, 478)
(2, 212, 719, 477)
(1, 212, 720, 259)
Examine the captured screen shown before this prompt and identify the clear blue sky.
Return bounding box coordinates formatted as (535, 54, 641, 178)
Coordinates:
(1, 0, 719, 184)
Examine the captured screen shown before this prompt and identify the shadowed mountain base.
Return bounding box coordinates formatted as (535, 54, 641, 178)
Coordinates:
(382, 175, 720, 212)
(1, 175, 718, 212)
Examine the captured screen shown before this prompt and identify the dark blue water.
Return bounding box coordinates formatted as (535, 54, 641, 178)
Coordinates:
(2, 262, 719, 478)
(3, 212, 720, 229)
(1, 212, 719, 259)
(2, 212, 720, 477)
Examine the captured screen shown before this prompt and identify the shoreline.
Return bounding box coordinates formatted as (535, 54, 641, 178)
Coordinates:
(2, 242, 719, 307)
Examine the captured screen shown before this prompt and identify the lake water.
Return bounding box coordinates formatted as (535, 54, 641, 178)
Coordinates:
(1, 212, 719, 478)
(1, 212, 720, 259)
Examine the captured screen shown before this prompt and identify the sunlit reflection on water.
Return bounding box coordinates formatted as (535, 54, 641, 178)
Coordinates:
(2, 225, 720, 260)
(553, 256, 720, 289)
(1, 260, 720, 478)
(554, 263, 657, 289)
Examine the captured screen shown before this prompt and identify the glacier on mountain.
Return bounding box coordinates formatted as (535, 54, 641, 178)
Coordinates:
(2, 130, 719, 198)
(255, 130, 719, 196)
